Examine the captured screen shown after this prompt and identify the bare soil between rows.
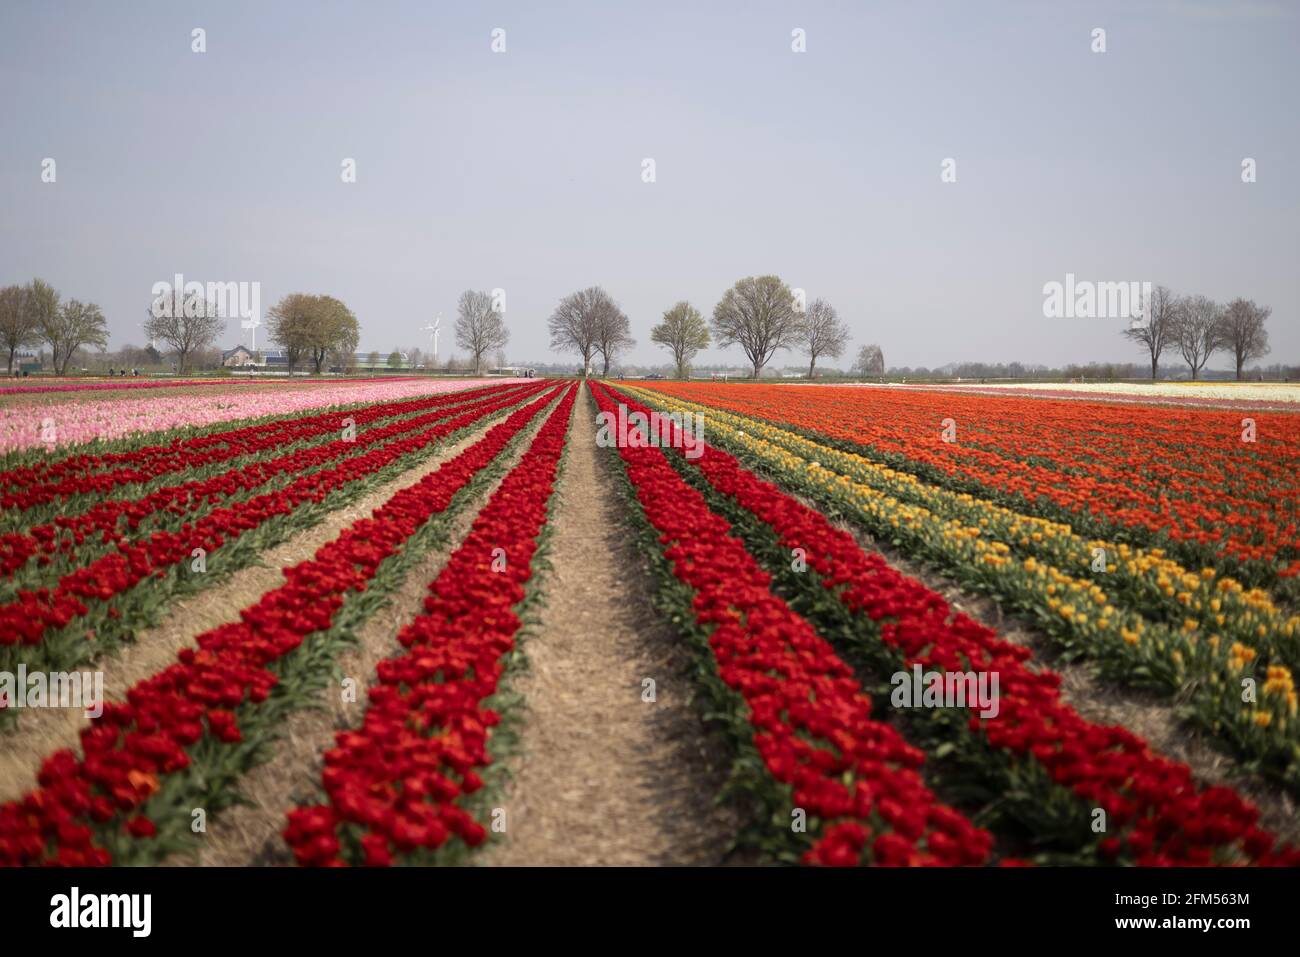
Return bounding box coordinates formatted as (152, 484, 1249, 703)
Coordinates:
(484, 385, 742, 865)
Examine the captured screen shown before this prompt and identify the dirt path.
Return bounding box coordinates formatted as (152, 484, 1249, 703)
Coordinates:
(485, 384, 739, 866)
(0, 411, 509, 805)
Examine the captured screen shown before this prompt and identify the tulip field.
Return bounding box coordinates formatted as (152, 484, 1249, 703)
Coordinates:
(1, 375, 1298, 867)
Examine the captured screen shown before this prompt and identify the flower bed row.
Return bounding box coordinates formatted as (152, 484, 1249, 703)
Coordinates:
(620, 386, 1300, 672)
(0, 377, 520, 454)
(0, 382, 519, 513)
(0, 376, 420, 397)
(0, 386, 566, 866)
(283, 387, 578, 866)
(0, 384, 529, 581)
(607, 385, 1298, 866)
(619, 385, 1300, 795)
(630, 381, 1300, 584)
(588, 382, 992, 866)
(0, 378, 257, 398)
(0, 384, 550, 675)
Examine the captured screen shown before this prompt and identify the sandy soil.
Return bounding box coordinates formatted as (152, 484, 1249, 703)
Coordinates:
(484, 386, 742, 866)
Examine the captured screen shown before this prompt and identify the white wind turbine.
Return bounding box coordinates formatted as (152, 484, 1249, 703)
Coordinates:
(241, 314, 261, 352)
(423, 315, 441, 366)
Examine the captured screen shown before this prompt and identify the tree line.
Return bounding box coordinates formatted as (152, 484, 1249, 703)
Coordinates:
(4, 274, 1278, 382)
(1, 280, 515, 377)
(1123, 287, 1271, 380)
(547, 275, 884, 379)
(260, 288, 509, 374)
(0, 279, 108, 374)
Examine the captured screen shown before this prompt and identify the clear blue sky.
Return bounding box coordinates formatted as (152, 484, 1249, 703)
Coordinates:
(2, 0, 1296, 370)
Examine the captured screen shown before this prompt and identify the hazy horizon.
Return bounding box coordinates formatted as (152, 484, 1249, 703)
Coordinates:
(2, 0, 1296, 372)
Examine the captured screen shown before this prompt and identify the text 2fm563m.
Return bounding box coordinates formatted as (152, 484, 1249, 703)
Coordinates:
(1117, 894, 1250, 908)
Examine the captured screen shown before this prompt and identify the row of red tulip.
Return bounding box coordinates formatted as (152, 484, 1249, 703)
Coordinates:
(609, 384, 1299, 866)
(0, 385, 530, 579)
(284, 385, 577, 865)
(0, 384, 550, 650)
(0, 383, 519, 513)
(589, 382, 992, 866)
(632, 382, 1300, 576)
(0, 387, 563, 866)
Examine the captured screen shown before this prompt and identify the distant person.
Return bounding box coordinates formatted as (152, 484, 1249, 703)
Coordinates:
(108, 367, 114, 377)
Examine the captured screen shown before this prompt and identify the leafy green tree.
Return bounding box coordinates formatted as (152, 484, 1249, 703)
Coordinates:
(650, 301, 709, 378)
(0, 284, 38, 374)
(267, 293, 359, 374)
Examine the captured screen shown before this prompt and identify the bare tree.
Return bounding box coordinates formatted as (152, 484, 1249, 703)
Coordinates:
(0, 284, 38, 374)
(593, 296, 633, 376)
(455, 289, 510, 374)
(44, 298, 108, 374)
(1121, 283, 1176, 380)
(650, 301, 710, 378)
(798, 298, 850, 378)
(711, 275, 798, 378)
(1171, 295, 1222, 380)
(851, 343, 885, 377)
(548, 286, 611, 376)
(1217, 298, 1271, 381)
(145, 288, 224, 374)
